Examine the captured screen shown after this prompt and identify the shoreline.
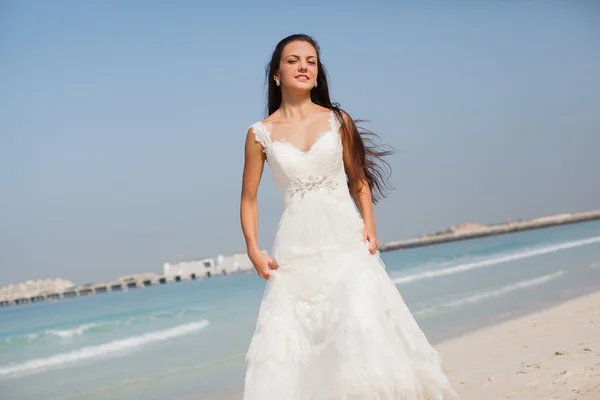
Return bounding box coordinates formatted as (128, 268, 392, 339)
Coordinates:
(438, 289, 600, 399)
(427, 281, 600, 345)
(379, 209, 600, 252)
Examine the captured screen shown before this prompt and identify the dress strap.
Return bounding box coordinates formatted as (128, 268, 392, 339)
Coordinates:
(250, 121, 271, 150)
(328, 109, 342, 133)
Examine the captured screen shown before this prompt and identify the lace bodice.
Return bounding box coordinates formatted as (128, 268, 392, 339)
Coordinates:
(250, 110, 350, 209)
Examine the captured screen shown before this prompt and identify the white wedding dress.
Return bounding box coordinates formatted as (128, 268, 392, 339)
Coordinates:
(243, 110, 456, 400)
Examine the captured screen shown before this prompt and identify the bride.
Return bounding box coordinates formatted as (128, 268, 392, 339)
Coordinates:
(240, 34, 456, 400)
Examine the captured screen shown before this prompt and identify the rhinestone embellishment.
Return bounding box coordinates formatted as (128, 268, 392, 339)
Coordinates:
(290, 175, 338, 198)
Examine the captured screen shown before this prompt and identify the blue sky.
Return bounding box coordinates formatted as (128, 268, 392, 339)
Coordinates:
(1, 1, 599, 286)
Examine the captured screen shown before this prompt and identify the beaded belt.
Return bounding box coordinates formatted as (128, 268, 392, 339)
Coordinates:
(289, 175, 338, 198)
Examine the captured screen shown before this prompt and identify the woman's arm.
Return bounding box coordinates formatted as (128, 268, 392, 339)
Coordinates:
(340, 112, 379, 255)
(240, 127, 278, 279)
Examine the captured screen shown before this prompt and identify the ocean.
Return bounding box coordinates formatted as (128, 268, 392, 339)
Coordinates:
(1, 220, 600, 400)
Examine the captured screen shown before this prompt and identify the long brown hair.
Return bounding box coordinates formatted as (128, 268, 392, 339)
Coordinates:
(265, 33, 394, 204)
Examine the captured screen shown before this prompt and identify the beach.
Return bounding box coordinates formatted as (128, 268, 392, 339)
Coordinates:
(439, 290, 600, 400)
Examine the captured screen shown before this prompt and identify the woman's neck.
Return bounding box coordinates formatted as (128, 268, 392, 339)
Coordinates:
(278, 91, 316, 120)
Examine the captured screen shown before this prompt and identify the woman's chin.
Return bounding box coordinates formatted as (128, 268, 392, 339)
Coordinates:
(286, 83, 314, 93)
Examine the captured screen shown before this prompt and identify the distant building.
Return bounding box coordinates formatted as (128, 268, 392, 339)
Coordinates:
(163, 258, 215, 279)
(215, 252, 262, 274)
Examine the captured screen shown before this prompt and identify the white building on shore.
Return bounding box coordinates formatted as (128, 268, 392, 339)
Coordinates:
(215, 252, 261, 274)
(163, 257, 215, 279)
(161, 249, 266, 280)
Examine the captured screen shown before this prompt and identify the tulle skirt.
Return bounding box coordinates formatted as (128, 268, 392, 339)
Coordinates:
(243, 194, 456, 400)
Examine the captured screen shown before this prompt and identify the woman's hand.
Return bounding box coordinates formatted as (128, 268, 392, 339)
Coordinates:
(362, 225, 379, 255)
(248, 248, 278, 280)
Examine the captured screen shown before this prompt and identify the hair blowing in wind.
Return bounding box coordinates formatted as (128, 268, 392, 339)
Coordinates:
(265, 33, 395, 204)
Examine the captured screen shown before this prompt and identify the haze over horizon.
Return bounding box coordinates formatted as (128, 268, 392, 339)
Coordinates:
(1, 1, 599, 286)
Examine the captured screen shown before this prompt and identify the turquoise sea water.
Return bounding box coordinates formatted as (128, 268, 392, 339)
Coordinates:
(1, 220, 600, 399)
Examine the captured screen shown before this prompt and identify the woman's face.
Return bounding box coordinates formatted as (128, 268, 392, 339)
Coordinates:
(275, 40, 318, 91)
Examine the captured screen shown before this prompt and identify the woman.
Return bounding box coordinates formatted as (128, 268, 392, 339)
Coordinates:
(240, 34, 456, 400)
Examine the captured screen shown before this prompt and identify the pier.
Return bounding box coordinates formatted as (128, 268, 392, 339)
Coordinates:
(0, 275, 192, 307)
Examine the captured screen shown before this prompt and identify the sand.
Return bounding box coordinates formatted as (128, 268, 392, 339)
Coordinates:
(438, 291, 600, 400)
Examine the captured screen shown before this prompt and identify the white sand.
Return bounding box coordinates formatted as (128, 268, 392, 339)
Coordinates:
(438, 291, 600, 400)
